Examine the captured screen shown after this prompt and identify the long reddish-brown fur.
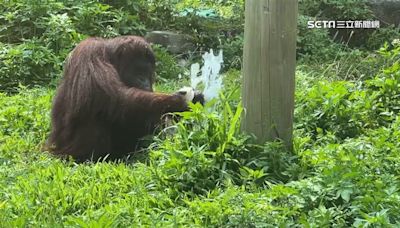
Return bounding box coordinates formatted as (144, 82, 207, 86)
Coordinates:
(47, 36, 190, 162)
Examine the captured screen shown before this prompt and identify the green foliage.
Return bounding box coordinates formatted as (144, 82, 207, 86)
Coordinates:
(141, 0, 180, 30)
(0, 0, 146, 92)
(0, 0, 245, 91)
(296, 80, 365, 140)
(38, 13, 85, 55)
(366, 26, 400, 50)
(150, 97, 293, 196)
(296, 44, 400, 141)
(295, 120, 400, 226)
(0, 41, 62, 92)
(0, 0, 65, 43)
(299, 0, 373, 20)
(299, 38, 400, 82)
(70, 2, 146, 37)
(298, 0, 399, 55)
(152, 45, 184, 81)
(158, 0, 244, 66)
(0, 0, 146, 43)
(297, 15, 344, 61)
(1, 0, 400, 226)
(219, 34, 243, 70)
(365, 45, 400, 125)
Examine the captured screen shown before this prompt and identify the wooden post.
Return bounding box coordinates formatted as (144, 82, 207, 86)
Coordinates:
(242, 0, 297, 149)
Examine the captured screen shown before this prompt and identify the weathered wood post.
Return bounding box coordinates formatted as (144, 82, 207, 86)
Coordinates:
(242, 0, 297, 149)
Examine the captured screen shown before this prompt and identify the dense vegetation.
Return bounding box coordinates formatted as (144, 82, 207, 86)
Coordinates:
(1, 0, 400, 226)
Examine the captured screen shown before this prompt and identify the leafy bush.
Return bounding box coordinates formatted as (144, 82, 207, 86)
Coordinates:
(145, 0, 244, 66)
(0, 0, 243, 91)
(296, 80, 365, 140)
(152, 45, 184, 81)
(0, 0, 146, 42)
(297, 15, 344, 61)
(299, 0, 373, 20)
(295, 119, 400, 226)
(365, 44, 400, 125)
(219, 34, 243, 70)
(366, 26, 400, 50)
(0, 41, 61, 92)
(0, 0, 148, 92)
(299, 0, 399, 51)
(149, 98, 293, 196)
(0, 0, 65, 43)
(296, 43, 400, 140)
(70, 2, 146, 37)
(37, 13, 85, 55)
